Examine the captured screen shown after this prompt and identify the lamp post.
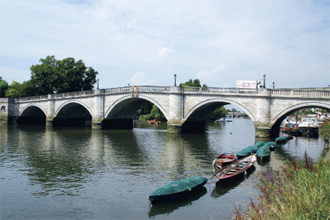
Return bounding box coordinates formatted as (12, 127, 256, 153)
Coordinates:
(273, 82, 275, 89)
(174, 74, 177, 86)
(96, 79, 99, 89)
(263, 74, 266, 88)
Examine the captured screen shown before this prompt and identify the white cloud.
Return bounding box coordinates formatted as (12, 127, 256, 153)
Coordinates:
(158, 47, 174, 57)
(0, 0, 329, 88)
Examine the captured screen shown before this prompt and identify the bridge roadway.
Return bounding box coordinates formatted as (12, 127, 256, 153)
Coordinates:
(1, 86, 330, 137)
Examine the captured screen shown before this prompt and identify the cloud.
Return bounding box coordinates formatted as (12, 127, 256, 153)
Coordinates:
(0, 0, 329, 88)
(158, 47, 174, 57)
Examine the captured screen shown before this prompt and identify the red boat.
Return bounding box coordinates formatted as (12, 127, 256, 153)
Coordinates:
(212, 153, 237, 172)
(213, 154, 256, 185)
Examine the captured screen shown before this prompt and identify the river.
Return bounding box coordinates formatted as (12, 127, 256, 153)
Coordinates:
(0, 119, 326, 219)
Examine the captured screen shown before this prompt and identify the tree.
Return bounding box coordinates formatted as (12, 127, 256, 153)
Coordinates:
(179, 79, 207, 88)
(0, 80, 9, 97)
(5, 81, 21, 98)
(209, 106, 228, 120)
(30, 56, 98, 95)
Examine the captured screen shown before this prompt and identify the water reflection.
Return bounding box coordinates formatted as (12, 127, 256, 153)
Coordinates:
(0, 119, 327, 220)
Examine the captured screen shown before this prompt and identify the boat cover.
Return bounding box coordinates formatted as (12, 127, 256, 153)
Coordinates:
(149, 176, 207, 197)
(257, 144, 271, 158)
(237, 147, 253, 157)
(276, 136, 288, 143)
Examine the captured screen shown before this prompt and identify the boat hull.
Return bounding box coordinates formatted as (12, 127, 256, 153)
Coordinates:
(149, 176, 207, 205)
(214, 154, 256, 185)
(299, 127, 319, 138)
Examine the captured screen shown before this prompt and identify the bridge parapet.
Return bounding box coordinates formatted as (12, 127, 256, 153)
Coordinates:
(183, 87, 258, 94)
(272, 88, 330, 97)
(104, 86, 171, 94)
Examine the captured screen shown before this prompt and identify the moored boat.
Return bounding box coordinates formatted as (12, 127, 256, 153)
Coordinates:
(298, 117, 319, 138)
(276, 136, 289, 144)
(213, 154, 257, 185)
(256, 143, 272, 160)
(149, 176, 208, 205)
(212, 153, 237, 172)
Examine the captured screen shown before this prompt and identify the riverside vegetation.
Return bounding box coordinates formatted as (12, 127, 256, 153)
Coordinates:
(234, 152, 329, 219)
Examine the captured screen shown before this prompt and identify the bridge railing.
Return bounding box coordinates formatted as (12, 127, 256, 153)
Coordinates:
(183, 87, 258, 94)
(54, 90, 95, 98)
(14, 95, 49, 102)
(272, 88, 330, 97)
(104, 86, 171, 94)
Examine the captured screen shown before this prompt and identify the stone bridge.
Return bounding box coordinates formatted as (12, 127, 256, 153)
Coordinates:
(1, 86, 329, 137)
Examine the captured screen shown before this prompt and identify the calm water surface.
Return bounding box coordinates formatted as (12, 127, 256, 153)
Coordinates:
(0, 119, 326, 220)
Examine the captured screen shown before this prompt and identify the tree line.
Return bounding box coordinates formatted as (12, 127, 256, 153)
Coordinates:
(0, 56, 98, 98)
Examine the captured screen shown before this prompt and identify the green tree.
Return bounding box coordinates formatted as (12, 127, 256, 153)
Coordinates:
(0, 80, 9, 97)
(209, 106, 228, 120)
(30, 55, 98, 95)
(5, 81, 21, 98)
(179, 79, 207, 88)
(138, 104, 166, 121)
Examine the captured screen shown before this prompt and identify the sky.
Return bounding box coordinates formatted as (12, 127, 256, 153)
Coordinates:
(0, 0, 329, 89)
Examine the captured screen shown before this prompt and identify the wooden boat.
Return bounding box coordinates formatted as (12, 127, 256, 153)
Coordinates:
(149, 176, 207, 205)
(212, 153, 237, 172)
(213, 154, 257, 185)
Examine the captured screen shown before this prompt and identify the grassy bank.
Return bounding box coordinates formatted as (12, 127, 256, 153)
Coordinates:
(234, 152, 329, 219)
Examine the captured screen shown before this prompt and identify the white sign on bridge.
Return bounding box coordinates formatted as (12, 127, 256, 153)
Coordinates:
(236, 80, 257, 88)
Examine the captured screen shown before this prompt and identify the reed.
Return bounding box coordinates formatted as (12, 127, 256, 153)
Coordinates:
(234, 152, 330, 219)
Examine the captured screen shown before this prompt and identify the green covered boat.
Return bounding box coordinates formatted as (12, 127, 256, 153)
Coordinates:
(256, 142, 272, 160)
(237, 146, 253, 158)
(149, 176, 207, 205)
(276, 136, 289, 144)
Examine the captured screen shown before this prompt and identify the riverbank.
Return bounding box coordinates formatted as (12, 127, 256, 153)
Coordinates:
(234, 152, 329, 219)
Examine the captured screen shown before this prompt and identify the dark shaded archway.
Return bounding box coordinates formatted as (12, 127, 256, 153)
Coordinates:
(103, 97, 167, 129)
(18, 106, 46, 125)
(182, 102, 228, 133)
(53, 103, 92, 127)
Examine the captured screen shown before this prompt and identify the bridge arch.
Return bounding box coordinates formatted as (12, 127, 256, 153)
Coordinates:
(184, 98, 255, 122)
(103, 95, 168, 129)
(105, 95, 168, 119)
(53, 101, 94, 127)
(271, 101, 330, 135)
(18, 104, 47, 125)
(181, 98, 256, 133)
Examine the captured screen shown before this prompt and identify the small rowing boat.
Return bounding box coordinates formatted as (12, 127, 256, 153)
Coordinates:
(149, 176, 207, 205)
(212, 153, 237, 172)
(213, 154, 256, 185)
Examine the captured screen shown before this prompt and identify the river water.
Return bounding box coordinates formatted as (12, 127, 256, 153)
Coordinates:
(0, 119, 326, 220)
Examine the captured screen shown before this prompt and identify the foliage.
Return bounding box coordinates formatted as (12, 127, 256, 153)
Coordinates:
(30, 56, 98, 95)
(179, 79, 207, 88)
(209, 107, 228, 120)
(4, 56, 98, 98)
(234, 152, 330, 219)
(139, 105, 165, 121)
(320, 120, 330, 143)
(0, 80, 9, 97)
(5, 81, 22, 98)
